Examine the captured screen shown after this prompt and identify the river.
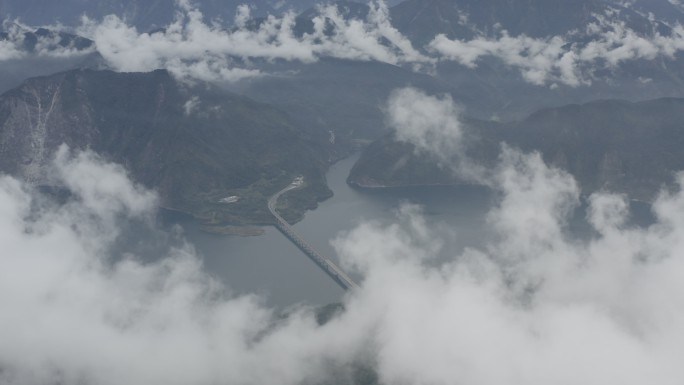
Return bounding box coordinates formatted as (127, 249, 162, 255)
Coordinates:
(172, 155, 653, 308)
(173, 155, 493, 307)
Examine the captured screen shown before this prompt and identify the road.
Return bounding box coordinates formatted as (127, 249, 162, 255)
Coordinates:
(268, 178, 360, 291)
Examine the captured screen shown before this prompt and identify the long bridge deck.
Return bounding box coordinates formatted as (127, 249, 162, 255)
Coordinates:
(268, 180, 359, 291)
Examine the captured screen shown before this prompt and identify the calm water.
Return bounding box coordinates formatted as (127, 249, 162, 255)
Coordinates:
(171, 155, 653, 307)
(172, 155, 493, 307)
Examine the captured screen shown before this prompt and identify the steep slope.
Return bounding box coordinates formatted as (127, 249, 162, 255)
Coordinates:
(234, 58, 451, 144)
(0, 69, 333, 224)
(608, 0, 684, 24)
(390, 0, 666, 44)
(503, 98, 684, 199)
(349, 97, 684, 201)
(0, 26, 94, 52)
(0, 0, 322, 30)
(0, 26, 101, 94)
(386, 0, 684, 120)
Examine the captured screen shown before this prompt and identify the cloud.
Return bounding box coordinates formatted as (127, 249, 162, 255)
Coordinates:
(428, 16, 684, 86)
(317, 0, 430, 65)
(75, 0, 430, 83)
(0, 26, 25, 60)
(5, 89, 684, 384)
(7, 1, 684, 87)
(0, 21, 95, 62)
(385, 87, 488, 182)
(429, 31, 580, 86)
(0, 146, 362, 385)
(386, 88, 465, 162)
(329, 181, 684, 384)
(326, 87, 684, 384)
(5, 0, 684, 89)
(183, 95, 200, 115)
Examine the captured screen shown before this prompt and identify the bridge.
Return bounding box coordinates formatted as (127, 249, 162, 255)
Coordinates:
(268, 178, 359, 291)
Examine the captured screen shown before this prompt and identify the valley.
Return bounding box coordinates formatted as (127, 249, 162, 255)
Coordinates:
(3, 1, 684, 384)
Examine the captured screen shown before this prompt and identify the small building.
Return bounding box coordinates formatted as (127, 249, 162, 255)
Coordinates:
(219, 196, 240, 204)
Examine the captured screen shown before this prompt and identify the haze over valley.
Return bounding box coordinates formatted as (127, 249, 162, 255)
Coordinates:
(2, 1, 684, 384)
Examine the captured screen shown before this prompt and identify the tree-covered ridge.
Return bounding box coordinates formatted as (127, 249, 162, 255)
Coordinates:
(0, 69, 333, 225)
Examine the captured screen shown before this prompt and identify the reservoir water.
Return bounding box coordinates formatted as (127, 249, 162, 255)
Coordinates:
(176, 155, 493, 307)
(173, 155, 653, 308)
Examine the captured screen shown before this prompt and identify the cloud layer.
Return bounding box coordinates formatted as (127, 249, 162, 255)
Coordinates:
(7, 1, 684, 86)
(428, 13, 684, 86)
(0, 146, 371, 385)
(336, 87, 684, 384)
(71, 1, 684, 86)
(0, 21, 95, 61)
(75, 0, 430, 82)
(4, 90, 684, 384)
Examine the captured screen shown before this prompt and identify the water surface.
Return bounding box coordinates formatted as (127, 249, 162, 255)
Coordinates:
(174, 155, 493, 307)
(174, 155, 654, 307)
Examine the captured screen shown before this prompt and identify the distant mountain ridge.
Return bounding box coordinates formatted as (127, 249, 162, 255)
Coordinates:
(3, 0, 684, 210)
(0, 69, 334, 224)
(0, 25, 94, 52)
(349, 97, 684, 201)
(251, 0, 684, 121)
(390, 0, 674, 44)
(0, 0, 324, 30)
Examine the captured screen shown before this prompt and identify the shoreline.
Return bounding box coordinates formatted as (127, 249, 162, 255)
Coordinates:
(347, 179, 486, 189)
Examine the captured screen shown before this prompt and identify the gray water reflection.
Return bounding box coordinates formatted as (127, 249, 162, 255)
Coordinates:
(292, 156, 494, 269)
(176, 155, 494, 307)
(175, 155, 654, 308)
(180, 225, 344, 306)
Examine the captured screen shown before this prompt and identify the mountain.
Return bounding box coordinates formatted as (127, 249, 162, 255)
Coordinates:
(390, 0, 669, 45)
(292, 1, 371, 36)
(0, 26, 93, 52)
(231, 58, 451, 145)
(0, 69, 334, 225)
(502, 98, 684, 199)
(348, 97, 684, 201)
(0, 0, 323, 30)
(298, 0, 371, 21)
(0, 25, 102, 100)
(382, 0, 684, 120)
(608, 0, 684, 24)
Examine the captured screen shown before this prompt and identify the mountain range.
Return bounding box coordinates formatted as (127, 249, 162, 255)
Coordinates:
(0, 69, 334, 224)
(2, 0, 684, 224)
(0, 0, 322, 30)
(391, 0, 678, 43)
(236, 0, 684, 122)
(349, 97, 684, 201)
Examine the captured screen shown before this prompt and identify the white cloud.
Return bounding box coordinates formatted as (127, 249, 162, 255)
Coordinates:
(5, 88, 684, 384)
(74, 0, 430, 83)
(234, 4, 252, 29)
(51, 146, 158, 219)
(0, 21, 95, 62)
(0, 147, 352, 385)
(385, 87, 489, 182)
(329, 178, 684, 384)
(387, 88, 464, 162)
(0, 27, 25, 60)
(429, 16, 684, 86)
(183, 95, 200, 115)
(293, 0, 431, 65)
(7, 1, 684, 87)
(327, 88, 684, 383)
(5, 1, 684, 87)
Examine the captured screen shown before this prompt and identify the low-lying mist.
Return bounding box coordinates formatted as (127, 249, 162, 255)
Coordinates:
(3, 89, 684, 384)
